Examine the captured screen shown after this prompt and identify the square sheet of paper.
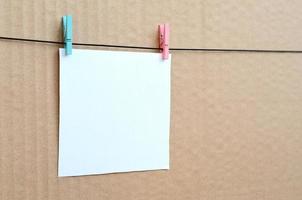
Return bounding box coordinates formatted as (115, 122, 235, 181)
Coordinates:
(58, 48, 171, 177)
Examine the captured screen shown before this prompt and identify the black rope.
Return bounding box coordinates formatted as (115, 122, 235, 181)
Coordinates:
(1, 36, 302, 53)
(0, 36, 63, 45)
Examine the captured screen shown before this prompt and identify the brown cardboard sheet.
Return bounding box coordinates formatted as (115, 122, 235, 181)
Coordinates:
(1, 0, 302, 199)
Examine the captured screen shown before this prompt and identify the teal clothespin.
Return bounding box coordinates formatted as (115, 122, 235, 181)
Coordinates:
(62, 15, 72, 55)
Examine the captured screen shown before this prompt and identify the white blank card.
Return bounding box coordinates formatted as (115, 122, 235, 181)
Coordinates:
(59, 48, 171, 177)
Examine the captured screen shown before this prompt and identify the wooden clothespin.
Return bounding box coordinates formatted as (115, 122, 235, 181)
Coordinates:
(159, 24, 170, 59)
(62, 15, 72, 55)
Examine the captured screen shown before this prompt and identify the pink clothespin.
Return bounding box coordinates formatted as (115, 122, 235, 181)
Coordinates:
(159, 24, 170, 59)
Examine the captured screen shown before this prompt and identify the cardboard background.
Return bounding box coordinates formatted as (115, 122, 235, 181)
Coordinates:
(1, 0, 302, 199)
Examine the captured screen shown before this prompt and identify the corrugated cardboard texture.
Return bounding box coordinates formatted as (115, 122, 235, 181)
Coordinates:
(1, 0, 302, 199)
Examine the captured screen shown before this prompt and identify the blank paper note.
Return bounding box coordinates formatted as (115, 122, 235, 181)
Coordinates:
(58, 48, 171, 177)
